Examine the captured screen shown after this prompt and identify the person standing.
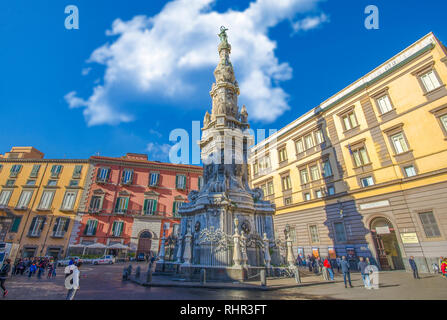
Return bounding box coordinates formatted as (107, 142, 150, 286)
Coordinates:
(0, 259, 11, 298)
(341, 256, 353, 288)
(358, 257, 371, 289)
(28, 262, 37, 278)
(336, 256, 341, 273)
(440, 258, 447, 279)
(65, 262, 81, 300)
(324, 257, 334, 281)
(409, 256, 420, 279)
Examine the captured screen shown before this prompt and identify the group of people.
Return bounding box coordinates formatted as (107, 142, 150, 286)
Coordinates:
(11, 257, 58, 279)
(409, 256, 447, 279)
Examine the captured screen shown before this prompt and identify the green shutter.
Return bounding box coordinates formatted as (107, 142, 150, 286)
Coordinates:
(92, 220, 98, 235)
(106, 169, 110, 181)
(28, 217, 37, 234)
(124, 198, 129, 210)
(143, 199, 148, 214)
(175, 175, 179, 188)
(112, 221, 116, 235)
(115, 198, 121, 212)
(173, 201, 177, 213)
(10, 217, 22, 233)
(84, 220, 90, 235)
(53, 217, 60, 232)
(64, 218, 70, 232)
(153, 200, 157, 213)
(119, 222, 124, 236)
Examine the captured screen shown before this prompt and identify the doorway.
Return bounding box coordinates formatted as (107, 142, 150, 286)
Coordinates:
(370, 217, 404, 270)
(137, 231, 152, 258)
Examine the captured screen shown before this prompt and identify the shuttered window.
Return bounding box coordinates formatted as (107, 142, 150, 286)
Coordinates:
(176, 175, 186, 189)
(61, 191, 77, 210)
(84, 219, 98, 236)
(419, 212, 441, 238)
(30, 164, 41, 178)
(143, 199, 157, 215)
(112, 221, 124, 237)
(149, 172, 159, 186)
(420, 70, 441, 92)
(334, 222, 347, 242)
(29, 216, 46, 237)
(0, 190, 13, 206)
(50, 165, 63, 178)
(121, 169, 133, 185)
(38, 191, 55, 210)
(10, 217, 22, 233)
(114, 197, 128, 214)
(97, 168, 110, 183)
(73, 165, 83, 178)
(17, 190, 33, 209)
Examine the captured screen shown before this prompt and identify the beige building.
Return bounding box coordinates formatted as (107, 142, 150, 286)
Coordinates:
(249, 32, 447, 272)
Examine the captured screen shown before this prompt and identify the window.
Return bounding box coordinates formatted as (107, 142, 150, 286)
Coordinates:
(310, 165, 320, 181)
(172, 201, 183, 215)
(360, 176, 374, 188)
(6, 179, 15, 187)
(309, 225, 319, 243)
(304, 193, 311, 201)
(61, 191, 77, 210)
(418, 212, 441, 238)
(334, 222, 347, 242)
(26, 179, 36, 186)
(300, 169, 309, 184)
(0, 190, 12, 206)
(327, 186, 335, 196)
(267, 181, 274, 195)
(10, 164, 22, 177)
(28, 216, 46, 237)
(278, 147, 288, 163)
(38, 191, 55, 210)
(50, 165, 63, 178)
(352, 147, 369, 167)
(143, 199, 157, 215)
(304, 134, 314, 149)
(315, 130, 325, 145)
(114, 197, 129, 214)
(121, 169, 133, 185)
(281, 175, 292, 191)
(441, 115, 447, 132)
(73, 165, 83, 178)
(17, 190, 33, 209)
(10, 217, 22, 233)
(391, 133, 409, 154)
(420, 70, 441, 92)
(342, 112, 358, 131)
(315, 189, 323, 199)
(47, 180, 57, 187)
(377, 95, 393, 114)
(404, 165, 417, 177)
(198, 176, 203, 190)
(148, 172, 159, 187)
(97, 168, 110, 183)
(296, 139, 304, 153)
(84, 219, 98, 236)
(30, 164, 41, 178)
(89, 196, 103, 213)
(69, 180, 79, 187)
(284, 197, 292, 206)
(261, 184, 267, 197)
(322, 160, 333, 178)
(112, 221, 124, 237)
(253, 162, 259, 175)
(53, 217, 69, 237)
(176, 174, 187, 189)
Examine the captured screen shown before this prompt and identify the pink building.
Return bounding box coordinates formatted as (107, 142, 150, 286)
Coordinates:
(69, 153, 202, 259)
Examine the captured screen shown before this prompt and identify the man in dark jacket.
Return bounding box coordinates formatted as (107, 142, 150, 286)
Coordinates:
(0, 259, 11, 297)
(341, 256, 353, 288)
(358, 257, 371, 289)
(409, 256, 420, 279)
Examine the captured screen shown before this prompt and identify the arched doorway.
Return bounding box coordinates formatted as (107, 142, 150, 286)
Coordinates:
(137, 231, 153, 258)
(370, 217, 404, 270)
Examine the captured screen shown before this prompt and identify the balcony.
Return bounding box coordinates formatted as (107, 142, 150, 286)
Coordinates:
(84, 208, 175, 218)
(9, 172, 19, 178)
(52, 231, 65, 238)
(28, 231, 42, 238)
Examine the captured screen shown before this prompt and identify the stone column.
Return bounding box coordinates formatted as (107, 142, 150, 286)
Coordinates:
(158, 225, 167, 263)
(241, 231, 248, 268)
(232, 217, 242, 267)
(176, 235, 183, 264)
(263, 233, 271, 268)
(182, 227, 192, 266)
(286, 235, 296, 267)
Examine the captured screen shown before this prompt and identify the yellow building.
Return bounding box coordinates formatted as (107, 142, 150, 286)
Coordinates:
(250, 32, 447, 272)
(0, 147, 91, 261)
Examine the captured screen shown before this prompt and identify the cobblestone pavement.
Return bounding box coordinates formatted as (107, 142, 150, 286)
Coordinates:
(2, 263, 446, 300)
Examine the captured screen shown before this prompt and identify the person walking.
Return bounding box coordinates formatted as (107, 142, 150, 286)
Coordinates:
(358, 257, 371, 289)
(0, 259, 11, 298)
(65, 261, 81, 300)
(408, 256, 420, 279)
(341, 256, 353, 288)
(324, 257, 334, 281)
(28, 262, 37, 278)
(441, 258, 447, 279)
(336, 256, 341, 273)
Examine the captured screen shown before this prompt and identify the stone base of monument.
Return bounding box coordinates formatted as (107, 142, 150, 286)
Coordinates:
(154, 261, 180, 274)
(178, 265, 265, 282)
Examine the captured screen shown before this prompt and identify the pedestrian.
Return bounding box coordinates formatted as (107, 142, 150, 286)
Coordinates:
(0, 259, 11, 298)
(336, 256, 341, 273)
(37, 260, 44, 279)
(65, 261, 81, 300)
(358, 257, 371, 289)
(439, 257, 444, 273)
(52, 260, 57, 278)
(340, 256, 353, 288)
(441, 258, 447, 279)
(324, 257, 334, 281)
(307, 256, 312, 272)
(409, 256, 420, 279)
(47, 261, 54, 279)
(28, 262, 37, 278)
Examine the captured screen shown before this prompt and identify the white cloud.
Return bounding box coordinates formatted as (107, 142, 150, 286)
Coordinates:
(68, 0, 328, 126)
(81, 67, 92, 76)
(292, 13, 329, 32)
(146, 142, 171, 161)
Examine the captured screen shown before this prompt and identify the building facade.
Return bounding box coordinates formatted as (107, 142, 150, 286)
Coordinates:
(249, 32, 447, 273)
(69, 153, 202, 259)
(0, 147, 90, 261)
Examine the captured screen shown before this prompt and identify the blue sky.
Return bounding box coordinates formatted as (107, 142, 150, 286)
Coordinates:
(1, 0, 446, 163)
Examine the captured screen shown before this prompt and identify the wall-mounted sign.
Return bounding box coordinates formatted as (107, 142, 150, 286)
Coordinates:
(312, 247, 320, 259)
(376, 226, 391, 234)
(328, 247, 337, 259)
(359, 200, 390, 210)
(401, 233, 419, 244)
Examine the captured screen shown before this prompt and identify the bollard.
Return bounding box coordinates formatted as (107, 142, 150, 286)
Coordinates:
(200, 269, 206, 285)
(260, 269, 267, 287)
(135, 266, 141, 279)
(127, 265, 132, 277)
(146, 263, 153, 283)
(122, 267, 128, 281)
(294, 267, 301, 284)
